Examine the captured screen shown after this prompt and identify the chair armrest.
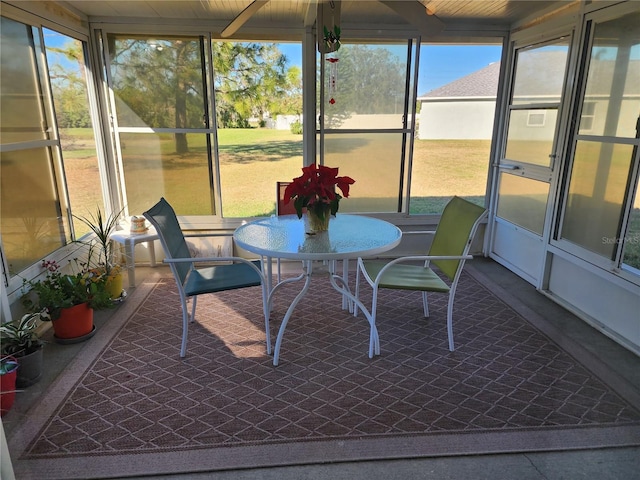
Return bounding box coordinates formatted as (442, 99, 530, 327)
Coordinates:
(378, 254, 473, 265)
(359, 254, 473, 284)
(183, 232, 234, 238)
(402, 230, 436, 235)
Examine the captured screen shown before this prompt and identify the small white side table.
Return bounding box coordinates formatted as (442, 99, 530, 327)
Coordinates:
(109, 226, 159, 288)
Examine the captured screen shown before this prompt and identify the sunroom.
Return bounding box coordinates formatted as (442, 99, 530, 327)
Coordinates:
(2, 0, 638, 354)
(1, 1, 639, 477)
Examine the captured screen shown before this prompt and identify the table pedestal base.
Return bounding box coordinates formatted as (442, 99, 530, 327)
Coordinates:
(268, 260, 379, 366)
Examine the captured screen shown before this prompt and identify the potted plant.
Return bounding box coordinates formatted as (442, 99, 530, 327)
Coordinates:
(0, 356, 19, 417)
(283, 164, 355, 232)
(73, 207, 125, 300)
(0, 312, 44, 387)
(22, 259, 114, 342)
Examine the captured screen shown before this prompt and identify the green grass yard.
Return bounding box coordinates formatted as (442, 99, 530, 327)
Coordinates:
(5, 128, 638, 270)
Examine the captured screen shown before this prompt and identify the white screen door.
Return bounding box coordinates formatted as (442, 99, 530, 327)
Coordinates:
(490, 37, 571, 285)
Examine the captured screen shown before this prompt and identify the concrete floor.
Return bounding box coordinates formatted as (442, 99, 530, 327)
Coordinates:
(4, 257, 640, 479)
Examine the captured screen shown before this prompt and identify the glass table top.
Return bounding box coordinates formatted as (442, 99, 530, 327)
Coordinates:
(234, 214, 402, 261)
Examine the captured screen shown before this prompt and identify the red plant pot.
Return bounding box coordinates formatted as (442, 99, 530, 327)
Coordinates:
(53, 302, 94, 339)
(1, 357, 19, 417)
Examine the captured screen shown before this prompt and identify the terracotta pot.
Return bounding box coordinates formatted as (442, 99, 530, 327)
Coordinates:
(53, 303, 94, 339)
(0, 357, 19, 417)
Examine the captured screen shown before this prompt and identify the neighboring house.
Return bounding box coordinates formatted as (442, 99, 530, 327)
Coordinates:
(419, 53, 640, 141)
(418, 61, 500, 140)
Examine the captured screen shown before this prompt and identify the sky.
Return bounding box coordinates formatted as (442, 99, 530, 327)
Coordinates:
(278, 42, 502, 96)
(43, 30, 502, 99)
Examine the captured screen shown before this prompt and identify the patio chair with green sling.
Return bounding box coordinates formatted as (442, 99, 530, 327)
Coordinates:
(144, 198, 270, 358)
(354, 196, 487, 351)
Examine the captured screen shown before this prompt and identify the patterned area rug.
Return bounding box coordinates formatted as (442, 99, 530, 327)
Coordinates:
(9, 266, 640, 479)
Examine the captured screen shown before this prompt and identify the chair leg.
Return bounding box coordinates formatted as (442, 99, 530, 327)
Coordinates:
(190, 296, 198, 323)
(422, 291, 429, 317)
(179, 296, 190, 358)
(446, 289, 456, 351)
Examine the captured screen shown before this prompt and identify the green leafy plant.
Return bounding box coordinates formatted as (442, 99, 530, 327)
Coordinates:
(0, 312, 43, 356)
(73, 207, 124, 277)
(22, 259, 114, 321)
(283, 164, 355, 221)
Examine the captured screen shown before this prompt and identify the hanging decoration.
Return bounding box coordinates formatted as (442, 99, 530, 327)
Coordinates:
(317, 1, 341, 54)
(323, 24, 341, 52)
(326, 57, 339, 105)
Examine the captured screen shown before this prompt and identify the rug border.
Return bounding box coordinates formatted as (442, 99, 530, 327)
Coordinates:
(12, 425, 640, 479)
(8, 268, 640, 479)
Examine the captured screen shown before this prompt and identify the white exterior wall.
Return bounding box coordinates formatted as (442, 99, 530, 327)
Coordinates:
(272, 114, 405, 130)
(419, 99, 496, 139)
(269, 114, 302, 130)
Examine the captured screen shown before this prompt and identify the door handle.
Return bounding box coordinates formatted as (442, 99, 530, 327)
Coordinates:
(494, 164, 520, 170)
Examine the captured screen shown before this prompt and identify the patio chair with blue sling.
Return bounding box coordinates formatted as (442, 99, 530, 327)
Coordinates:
(144, 198, 270, 358)
(354, 196, 487, 351)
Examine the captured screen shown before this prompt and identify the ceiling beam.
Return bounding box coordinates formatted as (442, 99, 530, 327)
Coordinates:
(379, 1, 445, 36)
(304, 0, 319, 28)
(220, 0, 270, 38)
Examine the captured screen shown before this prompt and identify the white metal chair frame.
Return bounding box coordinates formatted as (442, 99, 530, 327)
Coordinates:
(354, 196, 488, 351)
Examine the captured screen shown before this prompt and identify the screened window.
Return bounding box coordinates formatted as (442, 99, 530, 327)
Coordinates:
(411, 44, 502, 214)
(106, 37, 303, 218)
(1, 17, 66, 276)
(1, 16, 105, 278)
(559, 12, 640, 271)
(319, 42, 415, 214)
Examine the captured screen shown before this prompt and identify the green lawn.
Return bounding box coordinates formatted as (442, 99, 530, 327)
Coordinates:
(4, 128, 640, 272)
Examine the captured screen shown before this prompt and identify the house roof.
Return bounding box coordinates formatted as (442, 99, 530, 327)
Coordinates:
(420, 52, 640, 100)
(420, 61, 501, 99)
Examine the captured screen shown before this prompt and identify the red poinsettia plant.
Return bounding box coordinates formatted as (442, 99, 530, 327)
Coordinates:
(284, 164, 355, 220)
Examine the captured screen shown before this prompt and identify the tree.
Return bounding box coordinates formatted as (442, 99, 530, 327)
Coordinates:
(107, 38, 297, 147)
(48, 40, 92, 128)
(212, 42, 292, 128)
(108, 37, 204, 154)
(321, 45, 406, 128)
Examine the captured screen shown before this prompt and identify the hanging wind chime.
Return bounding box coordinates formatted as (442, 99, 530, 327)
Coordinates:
(326, 57, 339, 105)
(318, 1, 341, 105)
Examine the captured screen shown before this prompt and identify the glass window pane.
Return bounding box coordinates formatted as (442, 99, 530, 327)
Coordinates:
(323, 132, 402, 213)
(579, 12, 640, 137)
(108, 35, 206, 129)
(622, 179, 640, 271)
(496, 173, 549, 235)
(511, 41, 569, 105)
(561, 141, 634, 258)
(410, 139, 491, 214)
(0, 16, 49, 143)
(218, 128, 303, 217)
(44, 30, 103, 233)
(323, 44, 407, 129)
(119, 133, 213, 215)
(412, 44, 501, 213)
(212, 42, 303, 217)
(1, 148, 67, 275)
(504, 109, 558, 166)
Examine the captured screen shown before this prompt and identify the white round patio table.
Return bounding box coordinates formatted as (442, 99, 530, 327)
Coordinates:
(234, 214, 402, 366)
